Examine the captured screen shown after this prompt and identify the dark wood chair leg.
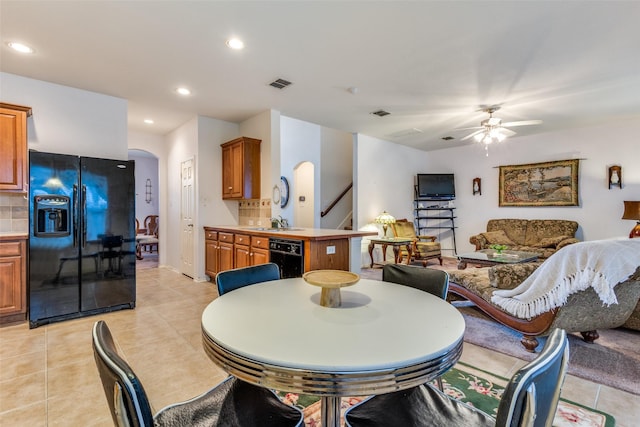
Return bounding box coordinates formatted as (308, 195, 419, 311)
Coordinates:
(580, 330, 599, 343)
(521, 335, 539, 352)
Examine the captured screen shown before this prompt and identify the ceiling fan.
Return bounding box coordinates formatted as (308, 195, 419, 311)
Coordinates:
(460, 106, 542, 144)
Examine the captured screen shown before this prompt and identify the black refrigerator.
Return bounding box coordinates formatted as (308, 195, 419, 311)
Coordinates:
(28, 151, 136, 328)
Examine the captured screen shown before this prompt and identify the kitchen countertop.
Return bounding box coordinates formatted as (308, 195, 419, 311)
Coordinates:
(0, 232, 28, 240)
(204, 225, 377, 241)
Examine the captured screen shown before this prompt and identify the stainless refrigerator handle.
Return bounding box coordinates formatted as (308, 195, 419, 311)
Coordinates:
(82, 185, 87, 248)
(73, 184, 79, 248)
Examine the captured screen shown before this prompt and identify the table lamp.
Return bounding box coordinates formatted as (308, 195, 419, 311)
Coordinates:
(375, 211, 396, 238)
(622, 201, 640, 238)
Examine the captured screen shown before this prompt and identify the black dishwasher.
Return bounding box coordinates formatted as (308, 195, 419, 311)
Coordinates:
(269, 238, 304, 278)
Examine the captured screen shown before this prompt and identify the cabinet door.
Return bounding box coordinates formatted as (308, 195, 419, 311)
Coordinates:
(0, 106, 28, 191)
(219, 242, 234, 272)
(251, 247, 269, 266)
(229, 143, 244, 198)
(0, 241, 26, 317)
(221, 144, 234, 198)
(205, 240, 219, 277)
(234, 245, 250, 269)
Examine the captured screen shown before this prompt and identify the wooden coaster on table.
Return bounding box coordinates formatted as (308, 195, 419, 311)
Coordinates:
(303, 270, 360, 308)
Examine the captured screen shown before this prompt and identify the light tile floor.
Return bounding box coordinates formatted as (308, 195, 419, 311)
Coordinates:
(0, 266, 638, 426)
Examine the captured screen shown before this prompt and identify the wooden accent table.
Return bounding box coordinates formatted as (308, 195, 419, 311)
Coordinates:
(368, 237, 414, 268)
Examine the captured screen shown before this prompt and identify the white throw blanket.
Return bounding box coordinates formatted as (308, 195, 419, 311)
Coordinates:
(491, 239, 640, 319)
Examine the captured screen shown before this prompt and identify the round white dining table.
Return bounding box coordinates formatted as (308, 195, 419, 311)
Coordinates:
(201, 277, 465, 427)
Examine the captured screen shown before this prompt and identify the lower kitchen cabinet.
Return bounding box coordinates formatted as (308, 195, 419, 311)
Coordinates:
(0, 237, 27, 324)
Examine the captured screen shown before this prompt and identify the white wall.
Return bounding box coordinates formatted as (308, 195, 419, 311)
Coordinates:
(355, 117, 640, 259)
(280, 116, 322, 226)
(164, 118, 198, 274)
(196, 116, 240, 280)
(239, 110, 275, 200)
(1, 72, 128, 159)
(355, 134, 429, 231)
(320, 127, 353, 229)
(424, 118, 640, 252)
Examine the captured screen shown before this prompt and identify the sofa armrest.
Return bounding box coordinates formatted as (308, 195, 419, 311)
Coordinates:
(417, 235, 437, 242)
(469, 234, 488, 250)
(488, 261, 543, 289)
(556, 237, 580, 251)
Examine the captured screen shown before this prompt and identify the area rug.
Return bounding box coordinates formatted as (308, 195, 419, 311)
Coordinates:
(458, 303, 640, 395)
(279, 362, 614, 427)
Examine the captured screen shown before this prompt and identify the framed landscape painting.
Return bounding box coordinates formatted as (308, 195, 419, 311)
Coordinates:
(499, 159, 579, 207)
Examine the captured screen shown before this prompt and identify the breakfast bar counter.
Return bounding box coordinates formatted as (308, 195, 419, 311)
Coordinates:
(204, 226, 377, 276)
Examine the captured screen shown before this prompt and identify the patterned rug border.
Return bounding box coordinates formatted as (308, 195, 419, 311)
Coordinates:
(280, 360, 614, 427)
(454, 360, 615, 427)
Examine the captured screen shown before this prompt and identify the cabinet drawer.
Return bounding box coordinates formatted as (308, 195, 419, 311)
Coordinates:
(235, 234, 250, 246)
(0, 241, 22, 257)
(251, 236, 269, 249)
(205, 230, 218, 240)
(219, 232, 234, 243)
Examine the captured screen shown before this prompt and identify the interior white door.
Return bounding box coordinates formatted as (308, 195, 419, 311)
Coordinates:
(180, 158, 195, 278)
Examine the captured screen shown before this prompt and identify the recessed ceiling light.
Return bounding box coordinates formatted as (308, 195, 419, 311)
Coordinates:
(226, 38, 244, 50)
(176, 87, 191, 96)
(7, 42, 34, 54)
(144, 119, 154, 124)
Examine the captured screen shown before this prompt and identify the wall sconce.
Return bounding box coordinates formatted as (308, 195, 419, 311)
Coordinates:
(622, 201, 640, 238)
(145, 178, 152, 204)
(608, 166, 622, 189)
(473, 177, 481, 195)
(374, 211, 396, 238)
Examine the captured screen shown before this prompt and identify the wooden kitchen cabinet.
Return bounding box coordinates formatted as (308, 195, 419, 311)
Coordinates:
(221, 137, 261, 200)
(233, 233, 251, 269)
(250, 235, 270, 266)
(0, 103, 31, 192)
(204, 230, 219, 278)
(0, 237, 27, 324)
(218, 232, 235, 272)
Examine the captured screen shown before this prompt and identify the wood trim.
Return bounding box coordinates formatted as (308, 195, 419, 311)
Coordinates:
(0, 103, 32, 116)
(448, 282, 557, 335)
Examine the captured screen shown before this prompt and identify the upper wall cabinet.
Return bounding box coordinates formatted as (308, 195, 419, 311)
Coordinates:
(0, 103, 32, 192)
(221, 136, 261, 200)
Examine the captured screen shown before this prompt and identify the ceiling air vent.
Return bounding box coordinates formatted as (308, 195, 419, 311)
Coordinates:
(441, 136, 454, 141)
(370, 110, 390, 117)
(269, 78, 292, 89)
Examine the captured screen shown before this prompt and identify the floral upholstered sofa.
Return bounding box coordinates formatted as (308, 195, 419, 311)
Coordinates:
(448, 239, 640, 352)
(469, 219, 580, 259)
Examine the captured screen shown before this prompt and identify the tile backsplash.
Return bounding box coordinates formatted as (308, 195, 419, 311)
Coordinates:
(238, 199, 272, 226)
(0, 193, 29, 233)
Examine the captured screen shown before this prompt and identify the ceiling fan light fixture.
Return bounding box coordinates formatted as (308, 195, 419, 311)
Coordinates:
(496, 133, 506, 142)
(474, 133, 484, 142)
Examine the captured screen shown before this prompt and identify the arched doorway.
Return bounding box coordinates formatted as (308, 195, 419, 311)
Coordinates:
(128, 149, 159, 268)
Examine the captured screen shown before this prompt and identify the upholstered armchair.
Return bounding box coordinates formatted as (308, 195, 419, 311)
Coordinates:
(391, 219, 442, 267)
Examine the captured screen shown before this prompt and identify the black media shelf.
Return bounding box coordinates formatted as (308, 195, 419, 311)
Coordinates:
(413, 201, 457, 253)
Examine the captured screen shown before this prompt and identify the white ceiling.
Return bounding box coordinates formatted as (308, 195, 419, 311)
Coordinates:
(2, 1, 639, 151)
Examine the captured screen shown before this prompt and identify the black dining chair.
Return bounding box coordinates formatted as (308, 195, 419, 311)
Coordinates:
(345, 328, 569, 427)
(382, 263, 449, 390)
(215, 262, 281, 296)
(382, 263, 449, 299)
(92, 320, 304, 427)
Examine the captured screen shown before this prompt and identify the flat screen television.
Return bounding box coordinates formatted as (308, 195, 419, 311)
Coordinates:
(416, 174, 455, 200)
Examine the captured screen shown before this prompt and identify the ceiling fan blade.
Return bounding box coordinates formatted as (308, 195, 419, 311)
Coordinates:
(502, 119, 542, 127)
(499, 128, 517, 137)
(454, 126, 482, 131)
(461, 129, 485, 141)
